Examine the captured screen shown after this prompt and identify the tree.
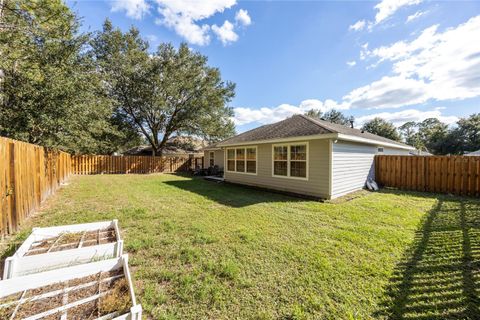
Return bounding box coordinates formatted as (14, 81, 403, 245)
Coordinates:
(305, 109, 322, 119)
(452, 113, 480, 153)
(304, 109, 354, 126)
(398, 121, 422, 148)
(92, 21, 236, 156)
(416, 118, 449, 154)
(0, 0, 136, 153)
(361, 117, 401, 141)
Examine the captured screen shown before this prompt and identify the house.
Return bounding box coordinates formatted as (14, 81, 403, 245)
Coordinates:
(124, 136, 206, 157)
(465, 149, 480, 156)
(203, 114, 415, 199)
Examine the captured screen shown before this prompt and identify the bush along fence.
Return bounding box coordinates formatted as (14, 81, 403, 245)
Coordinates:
(72, 154, 204, 174)
(0, 137, 72, 236)
(375, 155, 480, 197)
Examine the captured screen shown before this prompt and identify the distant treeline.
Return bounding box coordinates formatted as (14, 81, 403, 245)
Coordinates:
(304, 109, 480, 155)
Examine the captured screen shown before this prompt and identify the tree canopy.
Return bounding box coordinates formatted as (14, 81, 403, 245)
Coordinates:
(361, 118, 401, 142)
(91, 21, 236, 156)
(304, 109, 354, 126)
(0, 0, 140, 154)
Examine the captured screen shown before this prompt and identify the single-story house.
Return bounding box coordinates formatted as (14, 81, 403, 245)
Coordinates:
(203, 114, 415, 199)
(465, 149, 480, 156)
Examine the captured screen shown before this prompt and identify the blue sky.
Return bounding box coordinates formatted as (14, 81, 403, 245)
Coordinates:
(67, 0, 480, 133)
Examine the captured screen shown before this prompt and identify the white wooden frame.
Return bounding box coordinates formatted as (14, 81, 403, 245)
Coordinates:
(225, 146, 258, 175)
(272, 142, 309, 180)
(0, 255, 141, 320)
(3, 220, 123, 279)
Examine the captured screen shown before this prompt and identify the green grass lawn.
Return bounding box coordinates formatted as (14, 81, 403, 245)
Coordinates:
(2, 174, 480, 319)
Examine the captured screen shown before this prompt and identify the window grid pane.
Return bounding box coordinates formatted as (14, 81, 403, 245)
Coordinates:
(227, 160, 235, 171)
(236, 148, 245, 160)
(246, 160, 256, 173)
(290, 161, 306, 178)
(246, 148, 256, 160)
(274, 146, 288, 160)
(274, 161, 287, 176)
(236, 160, 245, 172)
(227, 149, 235, 159)
(290, 145, 306, 161)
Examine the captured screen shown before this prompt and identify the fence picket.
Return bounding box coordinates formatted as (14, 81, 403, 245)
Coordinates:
(376, 155, 480, 197)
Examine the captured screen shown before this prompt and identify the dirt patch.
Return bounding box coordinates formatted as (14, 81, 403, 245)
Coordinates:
(25, 227, 116, 256)
(0, 267, 131, 319)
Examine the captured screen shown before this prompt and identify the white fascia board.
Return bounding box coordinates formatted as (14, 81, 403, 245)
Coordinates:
(217, 133, 338, 147)
(336, 134, 415, 151)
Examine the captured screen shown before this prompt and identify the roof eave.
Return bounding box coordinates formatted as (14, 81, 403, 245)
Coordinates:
(216, 133, 339, 147)
(216, 132, 414, 150)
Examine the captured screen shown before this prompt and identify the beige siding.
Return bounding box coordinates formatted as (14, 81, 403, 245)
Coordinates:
(204, 150, 225, 169)
(331, 141, 410, 198)
(224, 139, 330, 198)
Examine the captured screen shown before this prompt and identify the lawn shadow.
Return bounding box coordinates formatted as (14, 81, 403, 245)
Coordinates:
(164, 177, 305, 208)
(376, 190, 480, 319)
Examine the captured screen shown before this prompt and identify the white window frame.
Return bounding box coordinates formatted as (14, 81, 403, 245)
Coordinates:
(209, 151, 215, 167)
(225, 146, 257, 175)
(272, 142, 309, 180)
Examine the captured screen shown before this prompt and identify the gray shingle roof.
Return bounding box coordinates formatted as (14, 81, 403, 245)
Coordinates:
(213, 114, 412, 149)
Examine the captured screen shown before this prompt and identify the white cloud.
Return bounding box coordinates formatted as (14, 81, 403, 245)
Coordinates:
(363, 15, 480, 103)
(406, 10, 427, 23)
(235, 9, 251, 26)
(374, 0, 422, 24)
(349, 20, 366, 31)
(111, 0, 150, 19)
(343, 76, 430, 109)
(111, 0, 251, 46)
(212, 20, 238, 45)
(233, 99, 348, 126)
(350, 0, 422, 31)
(355, 108, 459, 127)
(346, 60, 356, 67)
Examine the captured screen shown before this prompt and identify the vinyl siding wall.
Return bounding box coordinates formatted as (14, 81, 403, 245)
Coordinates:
(331, 141, 410, 198)
(204, 150, 225, 169)
(224, 139, 331, 198)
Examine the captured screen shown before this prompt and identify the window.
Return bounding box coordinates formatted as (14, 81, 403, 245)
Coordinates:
(209, 151, 215, 167)
(246, 148, 256, 173)
(236, 148, 245, 172)
(273, 146, 288, 176)
(226, 147, 257, 174)
(227, 149, 235, 171)
(272, 143, 308, 179)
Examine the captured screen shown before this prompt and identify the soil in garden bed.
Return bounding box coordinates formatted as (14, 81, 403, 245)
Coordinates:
(25, 227, 117, 256)
(0, 268, 130, 319)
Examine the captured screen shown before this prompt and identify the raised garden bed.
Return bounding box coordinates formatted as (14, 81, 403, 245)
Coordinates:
(0, 255, 141, 319)
(3, 220, 123, 279)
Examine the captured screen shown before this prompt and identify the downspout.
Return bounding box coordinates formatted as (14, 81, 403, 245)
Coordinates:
(328, 139, 333, 199)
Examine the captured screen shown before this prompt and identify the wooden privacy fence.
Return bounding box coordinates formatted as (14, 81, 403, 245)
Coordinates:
(0, 137, 72, 236)
(375, 155, 480, 197)
(72, 155, 204, 175)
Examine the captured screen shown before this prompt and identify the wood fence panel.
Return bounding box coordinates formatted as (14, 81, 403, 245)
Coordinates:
(0, 137, 72, 236)
(375, 155, 480, 197)
(71, 155, 203, 175)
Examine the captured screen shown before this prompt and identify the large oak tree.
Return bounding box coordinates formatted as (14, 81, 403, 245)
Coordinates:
(92, 21, 236, 156)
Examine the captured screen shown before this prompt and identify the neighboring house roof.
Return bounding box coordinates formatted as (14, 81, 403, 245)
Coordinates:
(124, 136, 207, 155)
(213, 114, 414, 150)
(465, 149, 480, 156)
